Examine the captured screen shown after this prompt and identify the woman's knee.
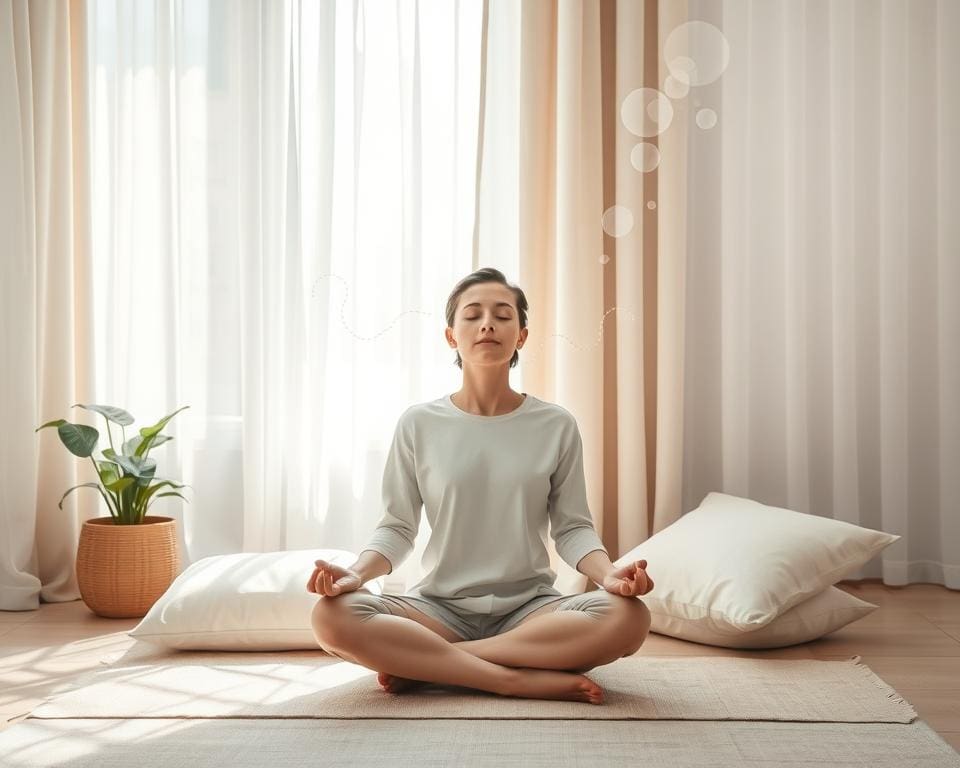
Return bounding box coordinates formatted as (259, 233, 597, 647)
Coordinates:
(612, 596, 651, 654)
(559, 591, 650, 652)
(583, 593, 650, 654)
(311, 591, 384, 649)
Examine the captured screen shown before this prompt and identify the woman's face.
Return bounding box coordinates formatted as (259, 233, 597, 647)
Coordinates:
(446, 282, 527, 367)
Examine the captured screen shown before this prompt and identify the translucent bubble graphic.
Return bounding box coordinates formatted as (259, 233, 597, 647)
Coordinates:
(621, 88, 674, 137)
(647, 98, 672, 125)
(601, 205, 634, 238)
(664, 72, 690, 100)
(599, 254, 611, 264)
(647, 200, 657, 210)
(671, 56, 697, 76)
(664, 21, 730, 87)
(696, 108, 718, 129)
(630, 142, 661, 173)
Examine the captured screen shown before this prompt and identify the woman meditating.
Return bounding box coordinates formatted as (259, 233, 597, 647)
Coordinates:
(307, 267, 654, 705)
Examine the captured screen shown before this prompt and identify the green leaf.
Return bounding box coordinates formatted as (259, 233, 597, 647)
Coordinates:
(35, 419, 67, 432)
(58, 482, 107, 510)
(148, 490, 190, 510)
(134, 463, 158, 488)
(104, 476, 136, 494)
(111, 453, 157, 479)
(136, 406, 189, 456)
(71, 404, 135, 426)
(136, 480, 189, 510)
(37, 420, 98, 458)
(155, 491, 189, 502)
(124, 434, 173, 457)
(55, 423, 99, 458)
(96, 461, 120, 486)
(120, 481, 137, 516)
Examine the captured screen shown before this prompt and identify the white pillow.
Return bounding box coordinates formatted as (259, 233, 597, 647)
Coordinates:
(648, 586, 877, 648)
(129, 549, 382, 651)
(616, 491, 899, 640)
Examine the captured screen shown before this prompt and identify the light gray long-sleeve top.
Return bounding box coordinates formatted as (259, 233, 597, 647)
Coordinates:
(360, 392, 608, 616)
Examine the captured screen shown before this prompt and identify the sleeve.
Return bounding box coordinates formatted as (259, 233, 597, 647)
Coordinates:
(359, 411, 423, 574)
(548, 416, 608, 570)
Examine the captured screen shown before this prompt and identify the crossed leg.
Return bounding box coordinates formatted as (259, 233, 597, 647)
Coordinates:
(312, 591, 608, 703)
(328, 591, 651, 695)
(455, 592, 651, 673)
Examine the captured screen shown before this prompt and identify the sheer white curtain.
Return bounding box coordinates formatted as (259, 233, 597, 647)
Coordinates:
(91, 0, 482, 592)
(6, 0, 485, 606)
(678, 0, 959, 587)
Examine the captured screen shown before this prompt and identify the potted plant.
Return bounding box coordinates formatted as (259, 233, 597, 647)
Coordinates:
(36, 404, 191, 618)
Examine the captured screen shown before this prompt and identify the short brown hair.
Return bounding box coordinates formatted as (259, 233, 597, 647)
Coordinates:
(445, 267, 529, 369)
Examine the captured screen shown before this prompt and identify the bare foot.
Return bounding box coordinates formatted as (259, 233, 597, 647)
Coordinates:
(505, 667, 604, 704)
(377, 671, 429, 694)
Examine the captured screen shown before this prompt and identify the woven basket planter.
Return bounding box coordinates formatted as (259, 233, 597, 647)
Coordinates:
(76, 516, 180, 618)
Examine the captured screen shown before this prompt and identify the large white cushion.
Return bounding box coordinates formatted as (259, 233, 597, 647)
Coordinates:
(648, 585, 877, 648)
(129, 549, 382, 651)
(616, 491, 899, 642)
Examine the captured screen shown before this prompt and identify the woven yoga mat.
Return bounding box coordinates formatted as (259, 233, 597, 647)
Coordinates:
(27, 644, 917, 723)
(3, 719, 959, 768)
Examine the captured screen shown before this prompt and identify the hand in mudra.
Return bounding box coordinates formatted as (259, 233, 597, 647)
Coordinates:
(306, 559, 362, 598)
(602, 559, 654, 597)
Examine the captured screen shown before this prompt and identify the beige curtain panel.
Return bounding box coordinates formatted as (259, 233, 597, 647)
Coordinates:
(1, 0, 96, 609)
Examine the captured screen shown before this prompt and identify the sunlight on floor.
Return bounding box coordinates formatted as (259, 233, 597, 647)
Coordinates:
(4, 718, 197, 767)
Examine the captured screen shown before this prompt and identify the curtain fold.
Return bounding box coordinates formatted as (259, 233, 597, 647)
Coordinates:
(679, 0, 958, 587)
(0, 0, 95, 610)
(476, 0, 686, 594)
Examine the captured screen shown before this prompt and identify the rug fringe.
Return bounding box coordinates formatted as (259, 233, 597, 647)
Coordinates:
(845, 654, 917, 716)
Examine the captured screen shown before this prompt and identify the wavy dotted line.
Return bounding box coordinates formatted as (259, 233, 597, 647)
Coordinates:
(310, 273, 434, 342)
(518, 305, 641, 366)
(309, 272, 640, 363)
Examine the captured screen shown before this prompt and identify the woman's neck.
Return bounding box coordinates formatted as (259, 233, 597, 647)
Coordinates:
(451, 380, 525, 417)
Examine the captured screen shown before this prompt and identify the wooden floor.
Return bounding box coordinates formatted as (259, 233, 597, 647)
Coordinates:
(1, 579, 958, 753)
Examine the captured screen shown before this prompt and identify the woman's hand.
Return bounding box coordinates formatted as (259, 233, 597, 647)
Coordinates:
(306, 559, 362, 598)
(602, 559, 654, 597)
